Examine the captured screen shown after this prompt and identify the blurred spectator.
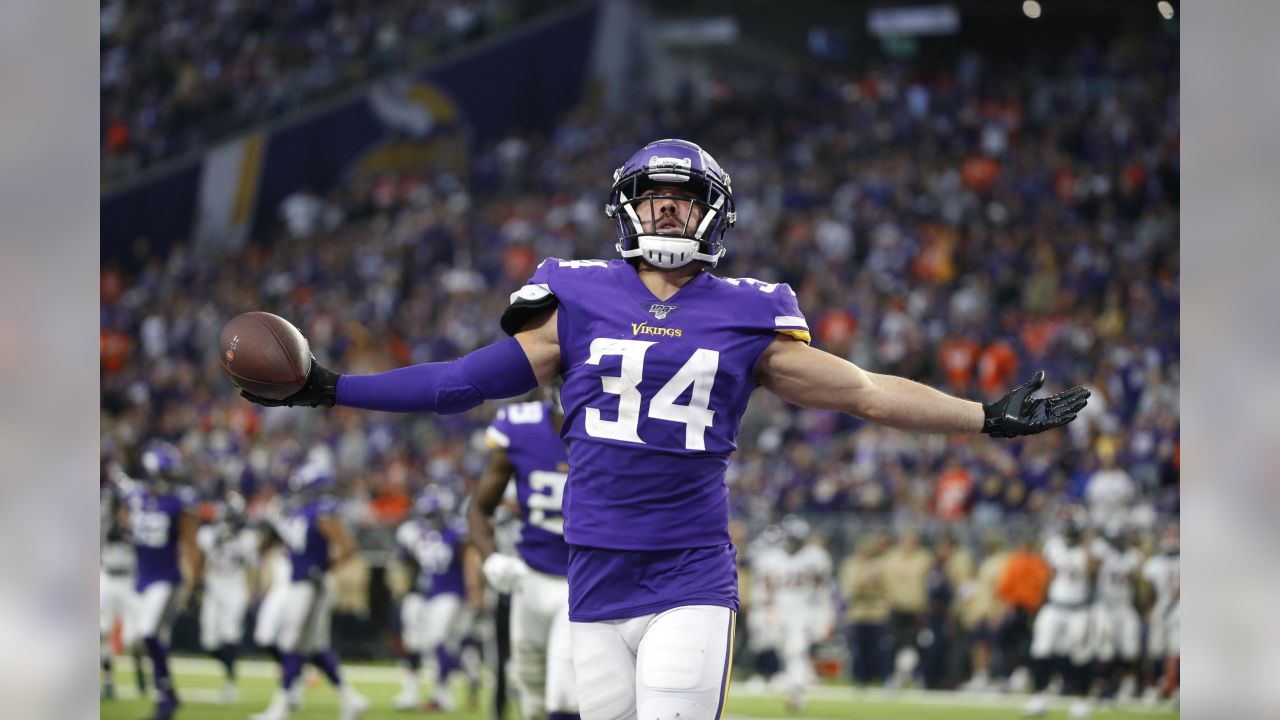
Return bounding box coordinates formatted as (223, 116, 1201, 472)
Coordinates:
(959, 529, 1010, 691)
(1086, 436, 1136, 528)
(883, 529, 933, 689)
(995, 535, 1051, 686)
(839, 531, 890, 687)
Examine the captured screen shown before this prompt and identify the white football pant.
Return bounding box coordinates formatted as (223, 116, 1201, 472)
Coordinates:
(1090, 602, 1140, 662)
(201, 578, 249, 650)
(511, 569, 578, 718)
(401, 592, 472, 656)
(100, 573, 138, 648)
(277, 577, 336, 654)
(254, 584, 290, 648)
(1030, 603, 1092, 664)
(570, 604, 735, 720)
(1146, 603, 1180, 659)
(134, 581, 179, 643)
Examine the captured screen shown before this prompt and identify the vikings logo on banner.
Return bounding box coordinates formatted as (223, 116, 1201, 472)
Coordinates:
(355, 79, 469, 182)
(648, 303, 678, 320)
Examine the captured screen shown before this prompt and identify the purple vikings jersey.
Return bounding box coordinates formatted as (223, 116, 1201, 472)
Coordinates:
(396, 519, 467, 598)
(281, 497, 340, 581)
(486, 401, 571, 576)
(128, 488, 195, 591)
(508, 258, 810, 620)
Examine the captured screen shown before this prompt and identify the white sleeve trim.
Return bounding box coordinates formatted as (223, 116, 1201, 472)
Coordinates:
(486, 426, 511, 448)
(775, 315, 809, 329)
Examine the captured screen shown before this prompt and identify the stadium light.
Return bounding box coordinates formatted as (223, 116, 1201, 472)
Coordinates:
(1022, 1, 1042, 20)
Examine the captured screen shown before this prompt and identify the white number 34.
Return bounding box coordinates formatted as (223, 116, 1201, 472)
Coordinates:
(584, 338, 719, 451)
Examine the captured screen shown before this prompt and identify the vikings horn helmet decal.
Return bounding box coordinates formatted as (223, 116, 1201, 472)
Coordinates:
(605, 139, 736, 269)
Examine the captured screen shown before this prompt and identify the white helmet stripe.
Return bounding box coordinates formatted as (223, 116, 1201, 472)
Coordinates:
(618, 190, 646, 236)
(692, 193, 724, 240)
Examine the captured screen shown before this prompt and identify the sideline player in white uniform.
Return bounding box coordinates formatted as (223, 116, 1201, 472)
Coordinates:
(743, 525, 787, 687)
(1089, 524, 1142, 702)
(469, 392, 581, 720)
(393, 485, 480, 711)
(769, 517, 836, 712)
(1024, 511, 1095, 719)
(100, 482, 141, 700)
(1140, 526, 1179, 702)
(196, 491, 256, 702)
(239, 138, 1089, 720)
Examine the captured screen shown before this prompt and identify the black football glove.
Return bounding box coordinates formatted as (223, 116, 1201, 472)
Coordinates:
(240, 355, 340, 408)
(982, 370, 1090, 439)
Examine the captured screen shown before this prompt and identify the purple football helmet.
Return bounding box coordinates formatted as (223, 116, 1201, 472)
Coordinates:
(414, 484, 457, 518)
(288, 460, 335, 495)
(605, 139, 735, 269)
(140, 440, 185, 481)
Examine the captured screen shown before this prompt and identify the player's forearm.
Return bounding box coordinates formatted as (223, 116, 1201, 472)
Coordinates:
(852, 373, 985, 434)
(466, 503, 498, 559)
(336, 337, 538, 413)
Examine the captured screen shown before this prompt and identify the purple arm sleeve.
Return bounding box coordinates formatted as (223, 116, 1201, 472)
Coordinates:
(335, 337, 539, 414)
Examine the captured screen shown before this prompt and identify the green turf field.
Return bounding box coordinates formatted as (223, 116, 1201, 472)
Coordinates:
(101, 658, 1178, 720)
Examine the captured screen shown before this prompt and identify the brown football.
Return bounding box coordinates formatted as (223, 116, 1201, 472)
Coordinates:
(219, 312, 311, 400)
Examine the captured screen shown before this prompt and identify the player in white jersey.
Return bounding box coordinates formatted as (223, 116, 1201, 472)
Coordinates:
(1024, 511, 1096, 718)
(1089, 525, 1143, 702)
(196, 491, 257, 702)
(767, 517, 834, 712)
(100, 483, 142, 700)
(1140, 526, 1179, 702)
(742, 525, 787, 686)
(469, 392, 581, 720)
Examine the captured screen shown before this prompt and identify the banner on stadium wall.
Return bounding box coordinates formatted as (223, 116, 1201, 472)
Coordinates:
(100, 2, 600, 268)
(192, 131, 266, 251)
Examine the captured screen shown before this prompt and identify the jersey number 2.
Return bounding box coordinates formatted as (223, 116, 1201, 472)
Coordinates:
(584, 338, 719, 451)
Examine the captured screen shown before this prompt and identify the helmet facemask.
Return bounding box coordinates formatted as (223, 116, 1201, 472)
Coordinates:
(606, 144, 735, 269)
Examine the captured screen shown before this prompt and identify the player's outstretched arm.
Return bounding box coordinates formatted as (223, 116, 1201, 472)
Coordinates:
(755, 335, 1088, 437)
(241, 308, 561, 411)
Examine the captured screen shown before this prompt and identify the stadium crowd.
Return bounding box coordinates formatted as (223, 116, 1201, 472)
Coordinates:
(102, 31, 1178, 523)
(101, 0, 568, 181)
(101, 30, 1178, 694)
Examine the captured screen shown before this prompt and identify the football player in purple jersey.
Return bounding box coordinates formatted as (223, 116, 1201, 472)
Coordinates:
(393, 485, 483, 711)
(120, 441, 203, 720)
(250, 462, 369, 720)
(240, 138, 1090, 720)
(469, 387, 580, 720)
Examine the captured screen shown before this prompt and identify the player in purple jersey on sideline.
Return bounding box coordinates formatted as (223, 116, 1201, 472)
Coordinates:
(469, 387, 580, 720)
(393, 485, 483, 711)
(239, 138, 1090, 720)
(251, 461, 370, 720)
(120, 441, 203, 720)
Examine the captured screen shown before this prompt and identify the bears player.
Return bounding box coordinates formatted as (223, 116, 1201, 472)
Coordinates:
(121, 441, 203, 720)
(1023, 509, 1096, 718)
(468, 389, 581, 720)
(393, 484, 482, 711)
(1089, 522, 1143, 703)
(195, 491, 256, 702)
(239, 138, 1090, 720)
(1140, 525, 1179, 703)
(250, 462, 369, 720)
